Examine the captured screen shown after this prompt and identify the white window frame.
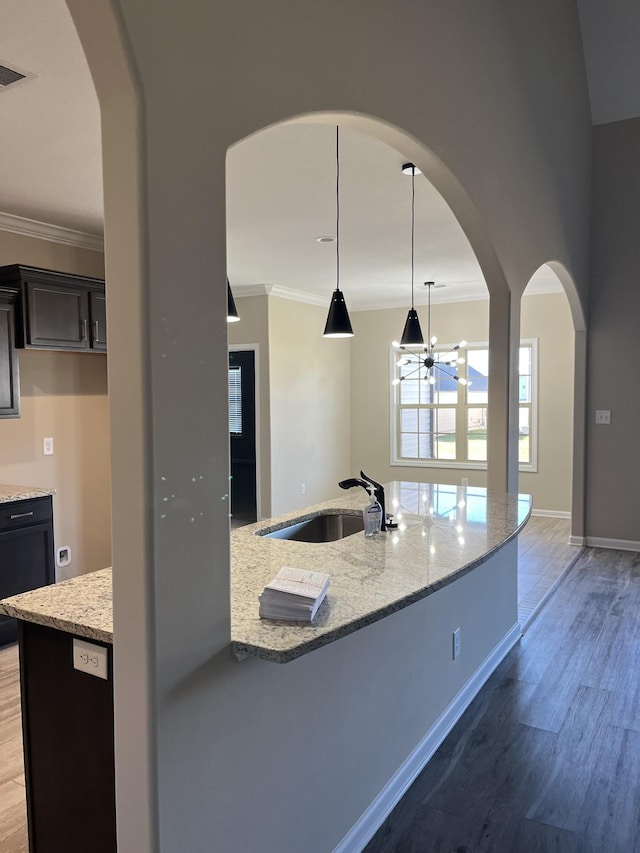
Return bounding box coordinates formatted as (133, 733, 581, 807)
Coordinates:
(389, 338, 538, 472)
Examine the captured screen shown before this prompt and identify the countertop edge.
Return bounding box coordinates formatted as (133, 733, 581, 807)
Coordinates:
(231, 512, 529, 664)
(0, 603, 112, 644)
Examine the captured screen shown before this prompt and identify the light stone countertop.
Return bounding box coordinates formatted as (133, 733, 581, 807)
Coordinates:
(0, 484, 56, 503)
(0, 482, 531, 663)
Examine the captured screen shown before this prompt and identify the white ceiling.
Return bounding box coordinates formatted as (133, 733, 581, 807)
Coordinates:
(2, 0, 639, 309)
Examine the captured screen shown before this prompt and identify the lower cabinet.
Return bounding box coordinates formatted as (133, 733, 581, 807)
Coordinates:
(0, 497, 54, 646)
(19, 622, 116, 853)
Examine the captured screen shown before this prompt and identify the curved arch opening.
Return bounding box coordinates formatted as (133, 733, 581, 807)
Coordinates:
(224, 117, 523, 518)
(517, 261, 586, 618)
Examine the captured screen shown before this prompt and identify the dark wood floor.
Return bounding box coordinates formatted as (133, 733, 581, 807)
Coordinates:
(366, 547, 640, 852)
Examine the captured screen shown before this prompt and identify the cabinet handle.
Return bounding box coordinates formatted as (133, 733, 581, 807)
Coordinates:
(10, 511, 34, 520)
(82, 319, 88, 341)
(93, 320, 100, 342)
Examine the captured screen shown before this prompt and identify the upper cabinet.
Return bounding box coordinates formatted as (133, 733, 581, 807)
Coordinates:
(0, 289, 20, 418)
(0, 265, 106, 353)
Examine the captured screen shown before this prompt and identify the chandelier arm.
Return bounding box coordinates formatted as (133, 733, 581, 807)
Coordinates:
(400, 365, 423, 382)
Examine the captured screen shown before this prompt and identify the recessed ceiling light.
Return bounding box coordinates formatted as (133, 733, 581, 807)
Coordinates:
(316, 235, 336, 243)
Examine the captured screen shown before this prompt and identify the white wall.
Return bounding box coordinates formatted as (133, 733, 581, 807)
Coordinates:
(66, 0, 592, 849)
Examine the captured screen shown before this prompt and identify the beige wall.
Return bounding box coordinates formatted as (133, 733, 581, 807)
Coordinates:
(227, 294, 271, 517)
(268, 296, 351, 516)
(350, 293, 574, 514)
(587, 118, 640, 543)
(65, 0, 592, 848)
(0, 230, 111, 578)
(520, 292, 574, 513)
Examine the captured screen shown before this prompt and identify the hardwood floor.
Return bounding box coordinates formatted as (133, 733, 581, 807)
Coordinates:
(517, 516, 583, 628)
(0, 644, 27, 853)
(366, 548, 640, 852)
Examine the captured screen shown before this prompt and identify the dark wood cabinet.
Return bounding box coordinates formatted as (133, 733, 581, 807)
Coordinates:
(0, 496, 54, 646)
(19, 622, 116, 853)
(89, 290, 107, 351)
(0, 264, 106, 353)
(0, 290, 20, 418)
(24, 280, 90, 350)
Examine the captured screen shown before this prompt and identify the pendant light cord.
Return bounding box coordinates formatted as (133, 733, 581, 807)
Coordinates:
(427, 280, 432, 348)
(336, 125, 340, 292)
(411, 167, 417, 310)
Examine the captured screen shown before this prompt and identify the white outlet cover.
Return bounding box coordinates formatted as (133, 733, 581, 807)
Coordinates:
(43, 436, 54, 455)
(595, 410, 611, 424)
(73, 638, 108, 680)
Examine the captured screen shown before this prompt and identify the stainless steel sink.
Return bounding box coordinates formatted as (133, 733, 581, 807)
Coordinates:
(259, 512, 364, 543)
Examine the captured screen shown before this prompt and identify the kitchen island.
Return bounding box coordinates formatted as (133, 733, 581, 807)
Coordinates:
(0, 482, 530, 853)
(1, 482, 530, 661)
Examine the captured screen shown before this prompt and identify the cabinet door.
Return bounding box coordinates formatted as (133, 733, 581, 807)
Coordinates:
(89, 291, 107, 351)
(25, 281, 90, 350)
(0, 520, 55, 646)
(0, 300, 19, 418)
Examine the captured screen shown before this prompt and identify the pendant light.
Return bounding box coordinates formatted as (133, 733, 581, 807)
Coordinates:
(399, 163, 424, 347)
(392, 281, 468, 387)
(323, 126, 354, 338)
(227, 279, 240, 323)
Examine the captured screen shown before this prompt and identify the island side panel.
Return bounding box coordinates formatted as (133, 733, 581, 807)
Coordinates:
(154, 541, 519, 853)
(19, 621, 116, 853)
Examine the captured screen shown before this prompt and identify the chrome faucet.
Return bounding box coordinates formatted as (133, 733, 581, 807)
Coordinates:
(338, 470, 387, 531)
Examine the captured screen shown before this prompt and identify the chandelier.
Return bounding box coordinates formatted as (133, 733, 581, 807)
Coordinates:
(392, 281, 468, 387)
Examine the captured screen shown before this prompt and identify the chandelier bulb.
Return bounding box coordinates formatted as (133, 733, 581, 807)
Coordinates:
(429, 374, 436, 385)
(391, 378, 401, 386)
(458, 377, 467, 385)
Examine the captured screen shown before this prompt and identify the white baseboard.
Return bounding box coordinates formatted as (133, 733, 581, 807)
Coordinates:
(569, 535, 586, 546)
(333, 622, 522, 853)
(586, 537, 640, 552)
(530, 509, 571, 519)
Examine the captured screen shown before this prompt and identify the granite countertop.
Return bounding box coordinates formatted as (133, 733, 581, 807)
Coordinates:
(0, 484, 56, 503)
(0, 482, 531, 663)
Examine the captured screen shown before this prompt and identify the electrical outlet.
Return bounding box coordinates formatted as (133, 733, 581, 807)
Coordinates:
(453, 627, 461, 660)
(43, 437, 54, 456)
(300, 483, 306, 495)
(595, 410, 611, 425)
(73, 638, 108, 680)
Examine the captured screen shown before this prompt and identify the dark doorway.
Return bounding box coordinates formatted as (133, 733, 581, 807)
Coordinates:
(229, 349, 257, 524)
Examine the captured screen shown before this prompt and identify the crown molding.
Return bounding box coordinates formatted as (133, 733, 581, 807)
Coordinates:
(235, 283, 327, 308)
(0, 212, 104, 252)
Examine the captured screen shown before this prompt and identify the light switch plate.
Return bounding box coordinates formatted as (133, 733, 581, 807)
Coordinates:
(595, 410, 611, 425)
(73, 638, 108, 680)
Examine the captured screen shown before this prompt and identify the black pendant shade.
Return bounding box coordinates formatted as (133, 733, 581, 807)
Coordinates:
(227, 279, 240, 323)
(323, 126, 354, 339)
(400, 308, 424, 346)
(398, 163, 424, 347)
(323, 287, 354, 338)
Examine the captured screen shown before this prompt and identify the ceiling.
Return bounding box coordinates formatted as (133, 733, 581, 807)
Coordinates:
(1, 1, 638, 310)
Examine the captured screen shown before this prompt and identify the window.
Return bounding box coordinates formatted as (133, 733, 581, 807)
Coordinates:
(228, 365, 242, 435)
(391, 339, 537, 470)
